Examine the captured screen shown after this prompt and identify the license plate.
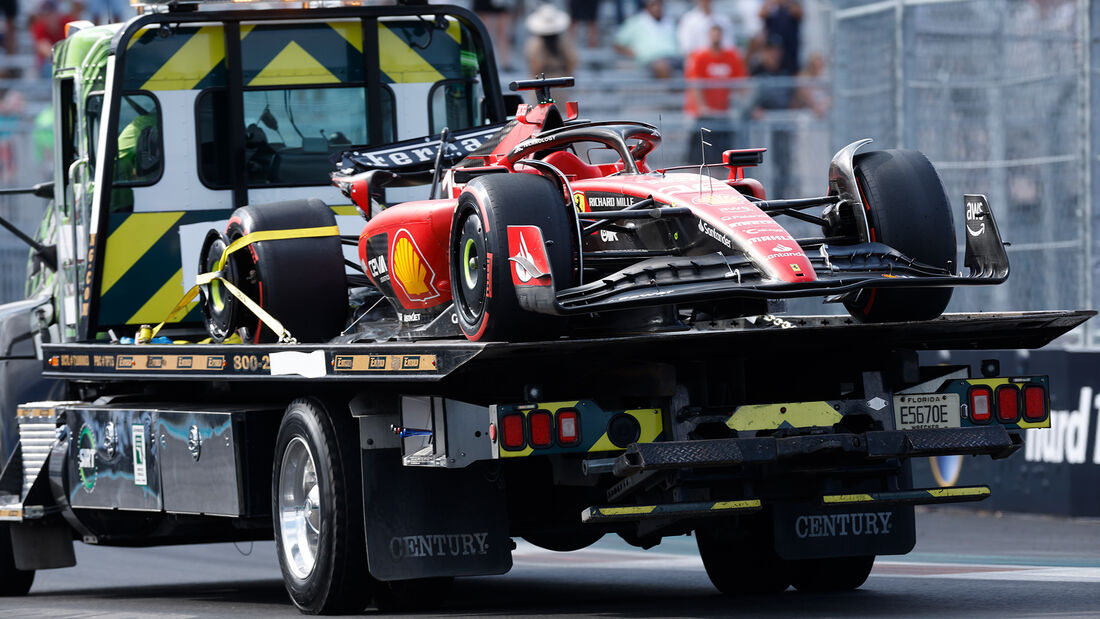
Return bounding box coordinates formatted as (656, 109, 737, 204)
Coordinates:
(893, 393, 960, 430)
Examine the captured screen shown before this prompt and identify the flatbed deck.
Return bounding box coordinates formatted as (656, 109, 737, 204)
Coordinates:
(41, 310, 1094, 382)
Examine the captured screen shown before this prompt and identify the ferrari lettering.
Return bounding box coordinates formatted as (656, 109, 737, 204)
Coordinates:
(795, 512, 893, 538)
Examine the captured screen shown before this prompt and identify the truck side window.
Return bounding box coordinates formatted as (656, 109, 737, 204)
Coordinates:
(428, 78, 485, 135)
(84, 92, 164, 187)
(195, 85, 394, 188)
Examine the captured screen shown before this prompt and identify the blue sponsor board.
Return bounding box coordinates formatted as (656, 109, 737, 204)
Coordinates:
(914, 349, 1100, 517)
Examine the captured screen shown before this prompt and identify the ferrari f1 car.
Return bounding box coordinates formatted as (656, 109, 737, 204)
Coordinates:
(199, 77, 1009, 344)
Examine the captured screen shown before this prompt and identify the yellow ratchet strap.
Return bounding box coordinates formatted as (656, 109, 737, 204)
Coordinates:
(151, 225, 341, 343)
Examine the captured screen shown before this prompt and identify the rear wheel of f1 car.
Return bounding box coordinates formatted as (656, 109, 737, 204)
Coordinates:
(696, 523, 790, 594)
(790, 555, 875, 592)
(0, 524, 34, 596)
(450, 173, 574, 341)
(198, 229, 240, 342)
(274, 398, 372, 614)
(223, 199, 346, 344)
(844, 149, 956, 322)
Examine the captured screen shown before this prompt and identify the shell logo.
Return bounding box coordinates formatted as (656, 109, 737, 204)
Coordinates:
(390, 230, 439, 302)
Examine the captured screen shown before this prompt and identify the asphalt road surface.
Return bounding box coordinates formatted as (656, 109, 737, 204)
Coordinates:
(4, 507, 1099, 618)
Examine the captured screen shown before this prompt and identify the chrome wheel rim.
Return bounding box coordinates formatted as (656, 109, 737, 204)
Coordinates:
(279, 436, 321, 580)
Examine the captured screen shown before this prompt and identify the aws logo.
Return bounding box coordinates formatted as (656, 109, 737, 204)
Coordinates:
(390, 230, 440, 303)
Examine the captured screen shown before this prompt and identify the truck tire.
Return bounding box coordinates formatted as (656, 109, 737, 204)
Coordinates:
(225, 199, 346, 344)
(450, 174, 574, 341)
(0, 524, 33, 596)
(844, 149, 956, 322)
(273, 398, 372, 614)
(790, 555, 875, 592)
(373, 577, 454, 611)
(696, 524, 789, 594)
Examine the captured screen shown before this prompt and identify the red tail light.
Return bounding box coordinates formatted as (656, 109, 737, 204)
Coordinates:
(529, 410, 553, 448)
(969, 386, 992, 423)
(557, 409, 580, 446)
(1023, 385, 1048, 421)
(996, 386, 1020, 423)
(501, 414, 525, 450)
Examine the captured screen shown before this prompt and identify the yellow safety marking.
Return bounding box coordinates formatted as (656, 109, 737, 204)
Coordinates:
(240, 24, 255, 38)
(823, 494, 875, 503)
(588, 409, 662, 453)
(595, 505, 656, 516)
(127, 26, 153, 50)
(727, 402, 842, 431)
(140, 26, 226, 91)
(966, 378, 1011, 388)
(712, 500, 761, 510)
(125, 269, 188, 325)
(331, 205, 360, 217)
(379, 24, 445, 83)
(1016, 418, 1051, 429)
(249, 41, 340, 86)
(527, 401, 581, 412)
(446, 18, 461, 43)
(927, 487, 989, 498)
(102, 212, 185, 295)
(502, 445, 533, 458)
(329, 21, 363, 52)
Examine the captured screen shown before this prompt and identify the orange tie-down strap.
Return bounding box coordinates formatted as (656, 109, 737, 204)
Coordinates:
(151, 225, 341, 343)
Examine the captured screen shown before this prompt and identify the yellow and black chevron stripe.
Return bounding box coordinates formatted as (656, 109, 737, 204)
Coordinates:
(821, 485, 991, 506)
(124, 19, 470, 91)
(581, 499, 762, 523)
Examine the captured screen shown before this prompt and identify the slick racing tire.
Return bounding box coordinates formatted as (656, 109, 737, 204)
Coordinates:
(198, 229, 241, 342)
(790, 555, 875, 592)
(273, 398, 372, 615)
(225, 199, 346, 344)
(0, 524, 34, 596)
(696, 522, 790, 595)
(844, 149, 956, 322)
(450, 173, 574, 341)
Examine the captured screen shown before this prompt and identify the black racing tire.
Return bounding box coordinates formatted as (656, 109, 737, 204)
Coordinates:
(273, 398, 372, 615)
(198, 229, 240, 342)
(844, 149, 956, 322)
(790, 555, 875, 592)
(373, 576, 455, 612)
(696, 523, 790, 595)
(225, 199, 346, 343)
(0, 524, 34, 596)
(449, 174, 575, 341)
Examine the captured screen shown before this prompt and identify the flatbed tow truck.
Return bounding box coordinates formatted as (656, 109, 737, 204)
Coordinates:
(0, 0, 1091, 614)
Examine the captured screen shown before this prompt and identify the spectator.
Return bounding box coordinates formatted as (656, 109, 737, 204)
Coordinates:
(790, 51, 829, 118)
(750, 35, 793, 197)
(0, 0, 15, 58)
(677, 0, 734, 56)
(474, 0, 516, 70)
(683, 23, 747, 164)
(614, 0, 680, 79)
(525, 2, 578, 79)
(30, 0, 76, 77)
(86, 0, 128, 25)
(760, 0, 801, 75)
(569, 0, 601, 49)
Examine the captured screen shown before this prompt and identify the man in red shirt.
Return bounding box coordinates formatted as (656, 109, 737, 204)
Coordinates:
(683, 24, 747, 165)
(30, 1, 76, 77)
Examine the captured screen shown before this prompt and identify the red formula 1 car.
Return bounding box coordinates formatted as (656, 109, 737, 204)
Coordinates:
(201, 77, 1009, 343)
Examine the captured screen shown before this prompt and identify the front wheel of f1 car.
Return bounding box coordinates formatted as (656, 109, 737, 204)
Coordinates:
(450, 173, 574, 341)
(845, 149, 956, 322)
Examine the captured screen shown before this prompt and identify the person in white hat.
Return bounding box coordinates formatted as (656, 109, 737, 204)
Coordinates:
(524, 2, 579, 79)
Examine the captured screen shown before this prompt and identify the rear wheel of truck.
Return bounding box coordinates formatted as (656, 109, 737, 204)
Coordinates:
(450, 173, 575, 341)
(373, 577, 455, 611)
(273, 398, 372, 614)
(790, 555, 875, 592)
(696, 523, 790, 594)
(844, 149, 956, 322)
(0, 523, 34, 596)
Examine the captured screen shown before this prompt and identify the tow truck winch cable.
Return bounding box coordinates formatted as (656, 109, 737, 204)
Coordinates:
(150, 225, 341, 343)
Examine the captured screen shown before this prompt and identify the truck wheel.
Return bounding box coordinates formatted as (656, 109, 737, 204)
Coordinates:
(450, 174, 574, 341)
(844, 149, 956, 322)
(0, 524, 33, 596)
(790, 555, 875, 592)
(696, 524, 789, 594)
(273, 398, 372, 614)
(224, 199, 346, 343)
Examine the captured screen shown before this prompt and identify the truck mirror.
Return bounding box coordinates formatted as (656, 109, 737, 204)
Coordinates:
(32, 181, 53, 200)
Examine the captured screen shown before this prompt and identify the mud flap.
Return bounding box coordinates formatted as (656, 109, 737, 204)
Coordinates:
(772, 503, 915, 560)
(361, 449, 511, 581)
